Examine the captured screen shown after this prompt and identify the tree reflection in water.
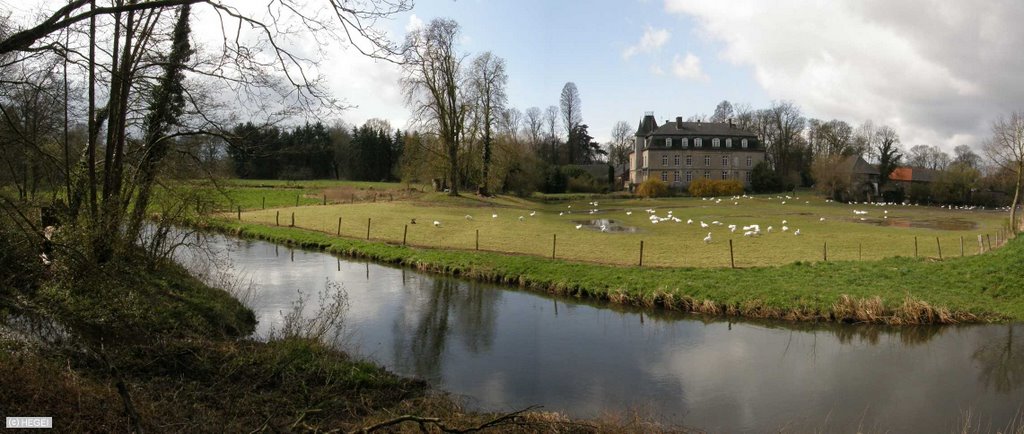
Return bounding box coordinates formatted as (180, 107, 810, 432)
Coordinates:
(391, 277, 501, 380)
(973, 324, 1024, 394)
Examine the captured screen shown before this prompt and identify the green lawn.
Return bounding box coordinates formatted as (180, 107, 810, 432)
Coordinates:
(226, 187, 1010, 268)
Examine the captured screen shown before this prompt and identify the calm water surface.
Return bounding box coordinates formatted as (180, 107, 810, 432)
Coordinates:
(183, 234, 1023, 432)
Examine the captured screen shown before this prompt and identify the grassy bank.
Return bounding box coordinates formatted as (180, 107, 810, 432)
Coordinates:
(207, 219, 1024, 324)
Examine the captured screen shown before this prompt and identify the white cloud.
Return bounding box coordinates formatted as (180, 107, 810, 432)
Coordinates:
(650, 65, 665, 76)
(405, 14, 424, 33)
(623, 26, 671, 60)
(664, 0, 1024, 150)
(671, 53, 708, 81)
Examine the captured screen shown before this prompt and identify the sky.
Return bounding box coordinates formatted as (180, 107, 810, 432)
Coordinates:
(10, 0, 1024, 153)
(317, 0, 1023, 154)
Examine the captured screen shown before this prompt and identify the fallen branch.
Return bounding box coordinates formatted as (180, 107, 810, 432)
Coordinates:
(348, 405, 540, 434)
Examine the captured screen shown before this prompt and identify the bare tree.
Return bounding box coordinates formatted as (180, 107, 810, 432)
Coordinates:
(954, 144, 981, 169)
(710, 100, 733, 123)
(522, 106, 543, 149)
(543, 105, 559, 163)
(0, 0, 413, 263)
(608, 120, 632, 170)
(467, 51, 507, 196)
(559, 82, 581, 164)
(401, 18, 468, 196)
(985, 112, 1024, 232)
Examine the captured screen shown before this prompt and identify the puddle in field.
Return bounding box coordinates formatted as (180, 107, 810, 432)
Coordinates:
(856, 217, 977, 231)
(573, 219, 639, 233)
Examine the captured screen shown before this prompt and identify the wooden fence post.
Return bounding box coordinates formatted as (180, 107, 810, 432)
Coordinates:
(276, 210, 279, 226)
(366, 218, 371, 240)
(729, 239, 735, 269)
(262, 196, 265, 209)
(552, 234, 557, 259)
(823, 241, 827, 262)
(475, 229, 479, 250)
(858, 243, 862, 261)
(403, 224, 408, 246)
(290, 212, 295, 227)
(639, 240, 645, 267)
(936, 237, 942, 260)
(987, 234, 992, 251)
(337, 217, 342, 236)
(295, 194, 299, 207)
(960, 236, 964, 257)
(237, 206, 241, 220)
(323, 194, 326, 205)
(914, 236, 918, 257)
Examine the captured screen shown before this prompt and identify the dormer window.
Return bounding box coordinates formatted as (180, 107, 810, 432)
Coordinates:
(665, 138, 671, 147)
(712, 138, 721, 148)
(683, 137, 689, 147)
(741, 139, 748, 148)
(726, 138, 732, 148)
(695, 138, 703, 148)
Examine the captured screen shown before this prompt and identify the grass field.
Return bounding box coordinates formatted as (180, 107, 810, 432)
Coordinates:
(223, 184, 1011, 268)
(198, 180, 1024, 323)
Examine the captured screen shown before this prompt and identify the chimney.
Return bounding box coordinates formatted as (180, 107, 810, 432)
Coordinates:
(728, 117, 734, 127)
(675, 117, 683, 128)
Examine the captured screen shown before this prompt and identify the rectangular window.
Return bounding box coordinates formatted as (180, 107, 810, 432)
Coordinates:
(741, 139, 748, 148)
(695, 138, 703, 148)
(722, 156, 729, 167)
(712, 138, 721, 148)
(673, 154, 680, 166)
(674, 170, 681, 182)
(665, 138, 672, 147)
(662, 155, 668, 166)
(661, 171, 668, 181)
(722, 171, 729, 180)
(686, 155, 692, 167)
(643, 154, 647, 167)
(745, 171, 751, 182)
(683, 137, 689, 147)
(704, 171, 710, 179)
(746, 156, 752, 167)
(686, 171, 692, 182)
(704, 155, 711, 166)
(726, 138, 732, 148)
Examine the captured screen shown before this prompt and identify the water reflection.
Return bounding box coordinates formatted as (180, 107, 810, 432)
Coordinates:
(974, 324, 1024, 393)
(391, 278, 500, 380)
(178, 234, 1024, 433)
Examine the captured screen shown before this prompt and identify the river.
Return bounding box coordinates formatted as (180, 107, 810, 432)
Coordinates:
(179, 233, 1023, 432)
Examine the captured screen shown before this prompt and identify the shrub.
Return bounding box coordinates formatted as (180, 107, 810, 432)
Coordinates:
(687, 178, 743, 197)
(636, 178, 670, 198)
(751, 161, 785, 193)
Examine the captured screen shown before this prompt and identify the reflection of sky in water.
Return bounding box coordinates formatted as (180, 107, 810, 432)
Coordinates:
(181, 235, 1024, 433)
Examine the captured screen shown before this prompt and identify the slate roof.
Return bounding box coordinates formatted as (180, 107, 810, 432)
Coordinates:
(837, 155, 880, 176)
(646, 120, 758, 138)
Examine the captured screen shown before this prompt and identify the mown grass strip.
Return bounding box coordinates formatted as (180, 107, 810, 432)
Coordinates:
(204, 219, 1024, 324)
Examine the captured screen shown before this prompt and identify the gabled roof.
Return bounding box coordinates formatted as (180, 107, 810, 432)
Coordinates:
(838, 155, 879, 176)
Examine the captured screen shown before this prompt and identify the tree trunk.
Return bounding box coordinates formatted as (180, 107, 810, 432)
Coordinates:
(1012, 162, 1022, 233)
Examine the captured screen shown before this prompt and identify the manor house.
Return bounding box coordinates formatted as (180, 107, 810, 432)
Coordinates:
(628, 112, 765, 188)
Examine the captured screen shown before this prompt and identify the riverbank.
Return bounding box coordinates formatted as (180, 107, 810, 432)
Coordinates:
(206, 219, 1024, 324)
(0, 256, 651, 432)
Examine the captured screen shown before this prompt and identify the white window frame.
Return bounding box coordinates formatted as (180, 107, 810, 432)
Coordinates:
(683, 137, 689, 147)
(695, 138, 703, 148)
(674, 170, 681, 182)
(741, 138, 748, 148)
(662, 154, 668, 166)
(726, 138, 732, 148)
(746, 156, 752, 167)
(686, 171, 692, 182)
(686, 155, 692, 167)
(704, 155, 711, 166)
(661, 171, 668, 181)
(665, 137, 672, 147)
(674, 154, 681, 166)
(712, 138, 721, 148)
(722, 156, 729, 167)
(722, 171, 729, 180)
